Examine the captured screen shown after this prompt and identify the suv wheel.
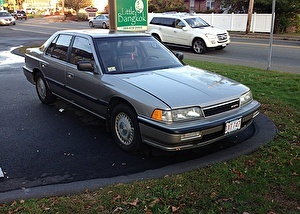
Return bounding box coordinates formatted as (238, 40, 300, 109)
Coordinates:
(192, 38, 207, 54)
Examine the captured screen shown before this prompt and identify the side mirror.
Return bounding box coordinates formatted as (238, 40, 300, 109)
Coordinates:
(77, 61, 94, 72)
(175, 52, 184, 61)
(182, 27, 188, 31)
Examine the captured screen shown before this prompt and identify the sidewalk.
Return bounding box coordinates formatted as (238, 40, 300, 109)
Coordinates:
(229, 31, 300, 41)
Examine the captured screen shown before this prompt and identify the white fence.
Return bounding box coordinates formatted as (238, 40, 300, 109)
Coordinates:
(198, 13, 273, 33)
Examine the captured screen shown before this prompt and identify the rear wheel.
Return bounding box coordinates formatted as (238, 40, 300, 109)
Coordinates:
(35, 73, 56, 104)
(102, 22, 107, 29)
(111, 103, 142, 152)
(192, 38, 207, 54)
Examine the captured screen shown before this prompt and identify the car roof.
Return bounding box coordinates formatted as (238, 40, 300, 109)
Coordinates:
(55, 29, 152, 39)
(151, 12, 198, 19)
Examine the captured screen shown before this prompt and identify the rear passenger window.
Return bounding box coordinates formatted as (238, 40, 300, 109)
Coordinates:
(70, 36, 94, 65)
(45, 34, 72, 61)
(150, 17, 175, 27)
(161, 18, 175, 27)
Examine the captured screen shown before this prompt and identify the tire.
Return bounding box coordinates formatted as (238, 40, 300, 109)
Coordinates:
(111, 103, 142, 152)
(192, 38, 207, 54)
(89, 22, 94, 28)
(35, 73, 56, 104)
(102, 22, 107, 29)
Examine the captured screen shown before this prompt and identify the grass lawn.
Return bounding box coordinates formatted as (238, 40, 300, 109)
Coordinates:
(1, 60, 299, 213)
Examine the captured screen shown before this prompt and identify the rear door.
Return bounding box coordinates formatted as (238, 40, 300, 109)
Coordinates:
(159, 18, 176, 43)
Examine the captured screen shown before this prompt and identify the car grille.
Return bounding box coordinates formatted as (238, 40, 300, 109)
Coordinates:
(203, 99, 240, 117)
(217, 33, 228, 41)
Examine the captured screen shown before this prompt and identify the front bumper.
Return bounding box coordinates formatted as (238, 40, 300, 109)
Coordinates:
(138, 100, 260, 151)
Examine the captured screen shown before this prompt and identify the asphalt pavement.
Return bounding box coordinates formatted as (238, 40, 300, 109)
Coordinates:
(0, 23, 278, 203)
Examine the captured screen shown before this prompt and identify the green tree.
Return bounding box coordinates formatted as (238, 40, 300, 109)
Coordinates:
(62, 0, 92, 16)
(16, 0, 25, 9)
(255, 0, 300, 33)
(148, 0, 187, 13)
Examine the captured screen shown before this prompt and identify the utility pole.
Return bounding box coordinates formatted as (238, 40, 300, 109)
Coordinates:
(246, 0, 254, 34)
(189, 0, 195, 14)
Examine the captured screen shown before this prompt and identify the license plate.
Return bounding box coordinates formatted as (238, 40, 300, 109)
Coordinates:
(225, 118, 241, 134)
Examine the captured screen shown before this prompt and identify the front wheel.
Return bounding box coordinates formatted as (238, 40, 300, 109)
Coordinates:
(35, 73, 56, 104)
(111, 103, 142, 152)
(102, 22, 107, 29)
(89, 22, 94, 28)
(192, 39, 207, 54)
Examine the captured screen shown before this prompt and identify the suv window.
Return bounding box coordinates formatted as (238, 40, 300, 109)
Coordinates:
(150, 17, 175, 27)
(46, 34, 72, 61)
(70, 36, 94, 65)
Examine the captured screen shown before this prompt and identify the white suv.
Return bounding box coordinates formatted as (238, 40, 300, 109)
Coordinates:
(148, 13, 230, 54)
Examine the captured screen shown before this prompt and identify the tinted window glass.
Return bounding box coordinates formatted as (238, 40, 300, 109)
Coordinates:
(70, 36, 94, 65)
(161, 18, 175, 27)
(150, 17, 161, 25)
(46, 34, 72, 61)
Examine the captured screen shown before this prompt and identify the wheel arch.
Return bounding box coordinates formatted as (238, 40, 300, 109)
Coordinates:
(32, 68, 42, 82)
(151, 33, 161, 42)
(106, 96, 138, 131)
(192, 36, 206, 47)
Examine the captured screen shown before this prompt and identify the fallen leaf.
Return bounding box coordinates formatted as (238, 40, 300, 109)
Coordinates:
(113, 195, 121, 202)
(149, 198, 160, 207)
(129, 198, 139, 206)
(171, 206, 180, 212)
(112, 207, 123, 213)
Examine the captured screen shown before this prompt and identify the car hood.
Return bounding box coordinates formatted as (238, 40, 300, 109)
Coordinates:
(194, 26, 227, 34)
(120, 66, 248, 108)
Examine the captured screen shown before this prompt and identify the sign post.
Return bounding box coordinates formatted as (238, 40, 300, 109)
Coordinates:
(108, 0, 148, 32)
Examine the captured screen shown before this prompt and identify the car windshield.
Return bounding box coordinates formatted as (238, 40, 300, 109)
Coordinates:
(185, 17, 210, 28)
(0, 12, 10, 17)
(95, 36, 183, 74)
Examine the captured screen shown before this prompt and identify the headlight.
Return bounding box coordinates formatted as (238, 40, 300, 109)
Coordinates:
(205, 33, 217, 40)
(240, 91, 253, 106)
(151, 107, 203, 122)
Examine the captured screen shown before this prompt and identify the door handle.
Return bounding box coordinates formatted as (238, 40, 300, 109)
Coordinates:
(67, 73, 74, 78)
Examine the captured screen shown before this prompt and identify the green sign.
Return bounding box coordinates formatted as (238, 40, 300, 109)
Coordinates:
(116, 0, 148, 31)
(0, 0, 4, 6)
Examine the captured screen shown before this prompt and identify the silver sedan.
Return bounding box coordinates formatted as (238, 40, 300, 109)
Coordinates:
(0, 11, 16, 25)
(23, 30, 260, 152)
(89, 14, 109, 28)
